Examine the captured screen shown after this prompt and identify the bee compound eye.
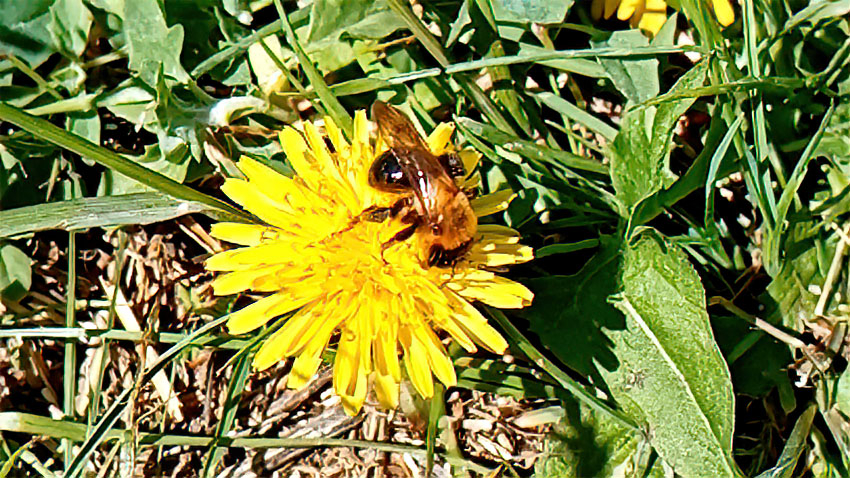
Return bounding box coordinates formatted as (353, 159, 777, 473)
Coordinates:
(369, 150, 409, 188)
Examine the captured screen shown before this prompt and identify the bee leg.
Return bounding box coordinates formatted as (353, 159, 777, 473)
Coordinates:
(437, 153, 465, 178)
(359, 196, 411, 223)
(427, 245, 446, 268)
(380, 223, 418, 264)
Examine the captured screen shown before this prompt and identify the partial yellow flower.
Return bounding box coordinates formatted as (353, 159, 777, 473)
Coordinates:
(591, 0, 735, 35)
(206, 110, 534, 415)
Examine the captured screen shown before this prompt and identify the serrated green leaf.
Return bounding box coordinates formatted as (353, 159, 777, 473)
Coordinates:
(0, 243, 32, 301)
(602, 234, 737, 477)
(593, 30, 659, 106)
(492, 0, 571, 23)
(48, 0, 92, 59)
(123, 0, 190, 87)
(536, 395, 658, 478)
(0, 1, 54, 68)
(610, 61, 707, 211)
(522, 236, 623, 378)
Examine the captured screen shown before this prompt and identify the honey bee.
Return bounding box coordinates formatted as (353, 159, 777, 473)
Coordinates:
(363, 101, 477, 268)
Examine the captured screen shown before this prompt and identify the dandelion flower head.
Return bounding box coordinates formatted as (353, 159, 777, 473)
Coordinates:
(206, 108, 534, 415)
(592, 0, 735, 35)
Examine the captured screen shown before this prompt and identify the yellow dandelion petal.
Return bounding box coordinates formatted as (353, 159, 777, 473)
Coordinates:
(288, 333, 328, 389)
(374, 371, 400, 409)
(324, 116, 349, 154)
(287, 296, 350, 357)
(617, 0, 642, 20)
(334, 331, 361, 397)
(373, 316, 401, 380)
(339, 371, 368, 416)
(449, 294, 509, 354)
(211, 265, 287, 295)
(253, 307, 316, 370)
(209, 223, 270, 246)
(426, 123, 455, 154)
(353, 110, 370, 151)
(456, 275, 535, 309)
(713, 0, 735, 26)
(227, 293, 309, 335)
(401, 325, 434, 398)
(417, 325, 457, 388)
(208, 107, 534, 415)
(236, 158, 299, 212)
(604, 0, 621, 18)
(206, 242, 295, 271)
(280, 128, 323, 190)
(471, 189, 516, 217)
(468, 242, 534, 267)
(639, 0, 668, 34)
(220, 179, 293, 227)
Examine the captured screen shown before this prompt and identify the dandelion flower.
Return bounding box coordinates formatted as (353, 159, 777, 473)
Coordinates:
(206, 109, 534, 415)
(591, 0, 735, 35)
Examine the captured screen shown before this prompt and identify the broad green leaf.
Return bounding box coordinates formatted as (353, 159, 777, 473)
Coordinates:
(301, 0, 405, 72)
(602, 234, 737, 477)
(163, 0, 219, 69)
(523, 237, 623, 379)
(66, 110, 100, 166)
(98, 143, 191, 196)
(763, 221, 827, 330)
(492, 0, 572, 24)
(610, 61, 707, 211)
(0, 243, 32, 301)
(593, 30, 659, 106)
(306, 0, 404, 42)
(0, 192, 209, 238)
(0, 0, 54, 68)
(711, 315, 792, 399)
(48, 0, 93, 59)
(536, 395, 664, 478)
(123, 0, 190, 87)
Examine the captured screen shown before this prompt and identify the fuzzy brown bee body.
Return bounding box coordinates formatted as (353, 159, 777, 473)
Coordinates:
(366, 101, 477, 268)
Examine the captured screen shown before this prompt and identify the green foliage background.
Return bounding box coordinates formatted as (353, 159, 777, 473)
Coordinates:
(0, 0, 849, 476)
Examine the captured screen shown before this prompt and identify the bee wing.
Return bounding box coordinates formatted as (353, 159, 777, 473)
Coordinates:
(371, 101, 430, 152)
(372, 102, 460, 218)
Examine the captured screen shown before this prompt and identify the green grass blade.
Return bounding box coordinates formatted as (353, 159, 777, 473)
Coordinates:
(534, 92, 618, 141)
(704, 115, 744, 230)
(0, 328, 250, 349)
(0, 102, 250, 222)
(62, 231, 77, 473)
(272, 0, 352, 137)
(444, 45, 695, 74)
(64, 315, 230, 478)
(0, 192, 211, 238)
(201, 351, 252, 477)
(0, 411, 494, 474)
(0, 440, 34, 478)
(385, 0, 515, 135)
